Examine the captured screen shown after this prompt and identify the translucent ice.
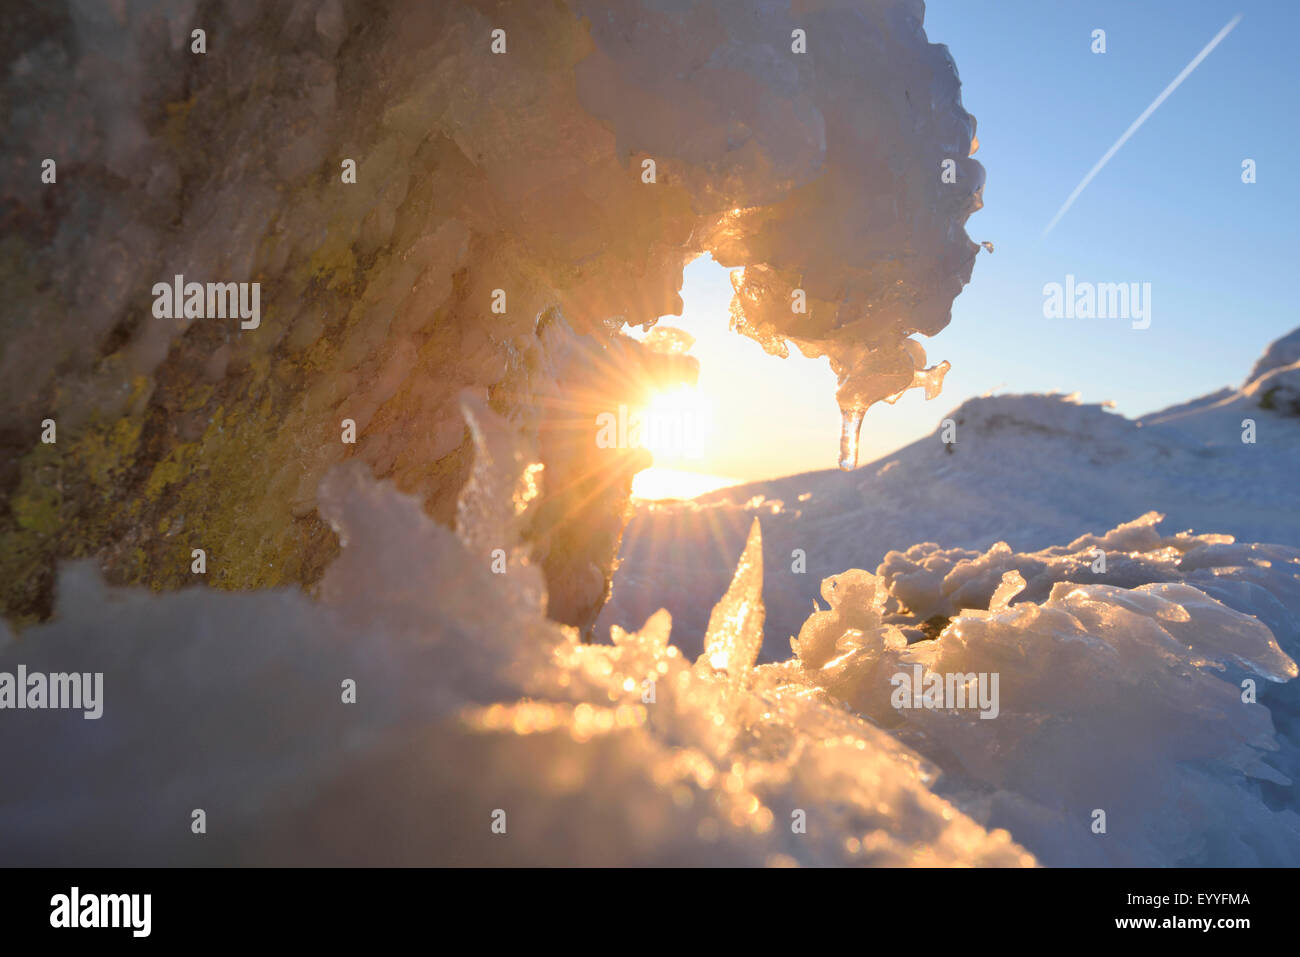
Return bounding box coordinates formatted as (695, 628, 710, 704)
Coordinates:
(838, 407, 866, 471)
(0, 468, 1031, 866)
(642, 326, 696, 356)
(792, 515, 1300, 866)
(575, 0, 985, 466)
(5, 467, 1296, 866)
(700, 518, 765, 677)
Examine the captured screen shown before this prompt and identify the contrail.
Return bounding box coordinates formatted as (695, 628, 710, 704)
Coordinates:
(1042, 14, 1243, 238)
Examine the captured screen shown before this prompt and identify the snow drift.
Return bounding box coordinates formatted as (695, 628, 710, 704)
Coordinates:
(3, 379, 1298, 866)
(0, 413, 1032, 866)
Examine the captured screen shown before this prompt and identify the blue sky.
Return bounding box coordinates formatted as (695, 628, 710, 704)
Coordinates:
(642, 0, 1299, 483)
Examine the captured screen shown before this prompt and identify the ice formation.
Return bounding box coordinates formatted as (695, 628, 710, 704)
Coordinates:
(605, 339, 1300, 657)
(4, 390, 1298, 866)
(589, 332, 1300, 865)
(0, 434, 1031, 866)
(4, 0, 1292, 869)
(700, 518, 765, 675)
(794, 515, 1300, 865)
(2, 0, 982, 634)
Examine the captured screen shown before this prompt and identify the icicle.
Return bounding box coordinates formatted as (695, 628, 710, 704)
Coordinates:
(838, 406, 865, 471)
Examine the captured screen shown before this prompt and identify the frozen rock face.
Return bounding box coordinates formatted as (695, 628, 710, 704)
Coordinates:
(1, 0, 983, 628)
(1245, 326, 1300, 386)
(1246, 363, 1300, 418)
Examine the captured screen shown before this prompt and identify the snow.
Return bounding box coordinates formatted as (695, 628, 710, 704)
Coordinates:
(595, 328, 1300, 864)
(2, 0, 1295, 866)
(1244, 326, 1300, 386)
(604, 339, 1300, 657)
(4, 333, 1297, 866)
(0, 452, 1031, 866)
(792, 522, 1299, 865)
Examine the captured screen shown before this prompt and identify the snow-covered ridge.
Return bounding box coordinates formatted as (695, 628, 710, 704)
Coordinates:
(1243, 326, 1300, 387)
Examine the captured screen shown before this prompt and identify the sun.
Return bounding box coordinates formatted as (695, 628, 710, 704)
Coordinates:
(631, 467, 738, 501)
(627, 386, 735, 500)
(634, 385, 715, 460)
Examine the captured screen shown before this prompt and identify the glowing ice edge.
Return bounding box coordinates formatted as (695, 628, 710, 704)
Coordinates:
(573, 0, 985, 470)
